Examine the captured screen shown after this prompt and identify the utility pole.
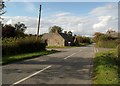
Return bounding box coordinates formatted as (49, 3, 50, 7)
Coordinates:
(36, 5, 42, 40)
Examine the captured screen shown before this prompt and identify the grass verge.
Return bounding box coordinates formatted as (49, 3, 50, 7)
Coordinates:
(47, 43, 91, 49)
(93, 49, 119, 84)
(46, 46, 77, 48)
(79, 43, 90, 46)
(2, 50, 58, 65)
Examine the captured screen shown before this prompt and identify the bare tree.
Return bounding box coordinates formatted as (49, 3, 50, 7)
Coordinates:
(0, 0, 6, 16)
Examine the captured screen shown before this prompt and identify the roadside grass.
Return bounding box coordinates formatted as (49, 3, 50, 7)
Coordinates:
(46, 46, 77, 48)
(95, 40, 118, 48)
(79, 43, 90, 46)
(47, 43, 91, 49)
(93, 49, 119, 84)
(2, 50, 58, 65)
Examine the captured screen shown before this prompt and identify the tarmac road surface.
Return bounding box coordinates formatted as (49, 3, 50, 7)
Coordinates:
(2, 45, 94, 85)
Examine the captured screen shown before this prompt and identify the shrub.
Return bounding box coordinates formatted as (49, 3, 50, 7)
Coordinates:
(99, 35, 111, 41)
(2, 37, 47, 57)
(117, 44, 120, 61)
(2, 25, 16, 38)
(76, 36, 91, 44)
(96, 40, 118, 48)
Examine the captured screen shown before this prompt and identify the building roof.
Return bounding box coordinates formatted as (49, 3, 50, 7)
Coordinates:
(59, 33, 73, 42)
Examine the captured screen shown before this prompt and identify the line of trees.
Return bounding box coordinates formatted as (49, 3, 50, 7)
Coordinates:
(2, 22, 27, 38)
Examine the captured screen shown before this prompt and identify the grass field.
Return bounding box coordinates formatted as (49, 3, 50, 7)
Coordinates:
(93, 49, 119, 84)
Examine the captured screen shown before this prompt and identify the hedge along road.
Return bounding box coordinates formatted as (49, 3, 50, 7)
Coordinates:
(2, 44, 94, 85)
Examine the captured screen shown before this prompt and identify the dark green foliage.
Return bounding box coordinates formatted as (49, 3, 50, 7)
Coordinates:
(2, 37, 47, 56)
(2, 25, 16, 38)
(2, 22, 27, 38)
(49, 25, 63, 33)
(68, 31, 72, 36)
(82, 36, 91, 43)
(15, 22, 27, 33)
(76, 36, 91, 44)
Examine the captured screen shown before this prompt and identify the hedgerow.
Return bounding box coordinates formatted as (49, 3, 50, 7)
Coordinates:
(2, 37, 47, 57)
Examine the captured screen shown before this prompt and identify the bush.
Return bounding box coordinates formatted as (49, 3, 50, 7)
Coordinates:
(2, 37, 47, 57)
(2, 25, 16, 38)
(99, 34, 111, 41)
(76, 36, 91, 44)
(117, 44, 120, 61)
(96, 40, 118, 48)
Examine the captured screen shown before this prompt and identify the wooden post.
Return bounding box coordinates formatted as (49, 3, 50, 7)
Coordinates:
(36, 5, 42, 40)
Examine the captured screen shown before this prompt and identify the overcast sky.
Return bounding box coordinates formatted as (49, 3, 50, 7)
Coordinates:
(2, 2, 118, 37)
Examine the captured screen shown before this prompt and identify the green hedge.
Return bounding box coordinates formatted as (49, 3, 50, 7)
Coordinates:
(2, 37, 47, 57)
(117, 44, 120, 61)
(96, 40, 118, 48)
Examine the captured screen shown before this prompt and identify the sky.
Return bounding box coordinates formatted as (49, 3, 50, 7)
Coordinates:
(2, 2, 118, 37)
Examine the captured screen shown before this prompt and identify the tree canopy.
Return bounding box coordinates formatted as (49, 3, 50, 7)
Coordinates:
(93, 32, 104, 43)
(68, 31, 73, 36)
(2, 25, 16, 38)
(49, 25, 63, 33)
(2, 22, 27, 38)
(15, 22, 27, 33)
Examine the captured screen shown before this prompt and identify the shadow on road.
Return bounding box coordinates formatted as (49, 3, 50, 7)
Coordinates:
(4, 57, 93, 83)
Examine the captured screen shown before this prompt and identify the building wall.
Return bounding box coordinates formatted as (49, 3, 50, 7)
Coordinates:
(47, 34, 65, 46)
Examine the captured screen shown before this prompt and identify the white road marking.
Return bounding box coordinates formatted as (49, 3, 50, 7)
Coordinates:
(11, 51, 81, 85)
(12, 65, 52, 85)
(64, 53, 76, 59)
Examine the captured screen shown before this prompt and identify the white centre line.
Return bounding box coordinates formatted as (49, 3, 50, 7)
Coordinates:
(11, 50, 82, 85)
(79, 50, 82, 52)
(64, 53, 76, 59)
(12, 65, 52, 85)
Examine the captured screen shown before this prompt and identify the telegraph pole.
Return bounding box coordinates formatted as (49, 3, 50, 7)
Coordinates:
(36, 5, 42, 40)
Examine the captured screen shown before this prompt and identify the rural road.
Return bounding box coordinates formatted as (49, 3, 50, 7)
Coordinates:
(2, 45, 94, 85)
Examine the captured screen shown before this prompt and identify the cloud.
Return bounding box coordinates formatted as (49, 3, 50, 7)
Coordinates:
(54, 12, 71, 17)
(6, 19, 13, 25)
(2, 3, 118, 36)
(93, 16, 112, 29)
(90, 3, 118, 16)
(91, 3, 118, 33)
